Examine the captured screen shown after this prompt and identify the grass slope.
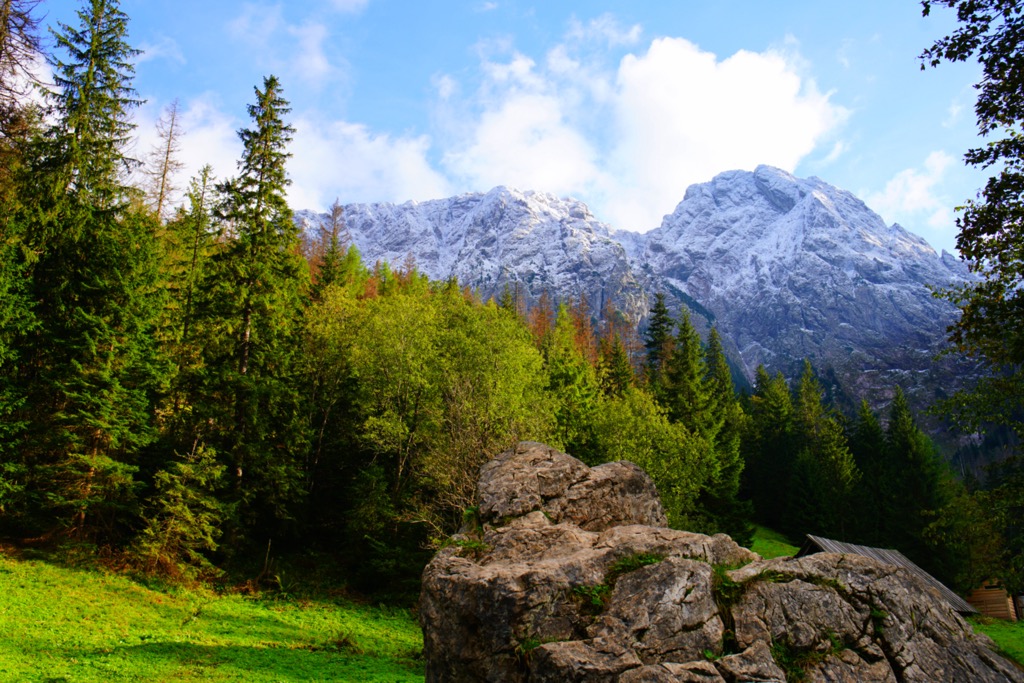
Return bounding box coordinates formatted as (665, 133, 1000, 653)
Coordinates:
(750, 525, 800, 559)
(0, 553, 424, 682)
(972, 617, 1024, 668)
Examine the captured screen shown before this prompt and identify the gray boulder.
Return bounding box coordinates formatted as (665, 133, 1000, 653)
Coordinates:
(420, 442, 1023, 682)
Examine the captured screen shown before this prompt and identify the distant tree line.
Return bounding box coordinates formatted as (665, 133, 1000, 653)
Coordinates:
(0, 0, 1020, 599)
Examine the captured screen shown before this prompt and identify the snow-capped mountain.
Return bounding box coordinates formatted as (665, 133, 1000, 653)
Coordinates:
(631, 165, 975, 405)
(296, 186, 648, 322)
(297, 166, 975, 409)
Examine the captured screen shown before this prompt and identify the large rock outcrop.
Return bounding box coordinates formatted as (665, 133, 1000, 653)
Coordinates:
(420, 442, 1024, 682)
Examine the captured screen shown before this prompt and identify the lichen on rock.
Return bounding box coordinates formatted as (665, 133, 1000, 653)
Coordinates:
(420, 441, 1023, 682)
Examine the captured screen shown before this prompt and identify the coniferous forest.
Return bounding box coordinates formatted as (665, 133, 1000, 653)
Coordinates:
(0, 0, 1022, 608)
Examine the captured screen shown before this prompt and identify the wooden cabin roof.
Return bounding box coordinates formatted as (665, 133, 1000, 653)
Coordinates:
(797, 534, 978, 615)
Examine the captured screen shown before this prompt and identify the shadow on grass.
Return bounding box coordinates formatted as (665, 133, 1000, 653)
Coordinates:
(58, 641, 424, 682)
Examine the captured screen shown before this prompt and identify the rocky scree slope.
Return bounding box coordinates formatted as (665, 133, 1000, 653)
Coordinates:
(420, 441, 1022, 682)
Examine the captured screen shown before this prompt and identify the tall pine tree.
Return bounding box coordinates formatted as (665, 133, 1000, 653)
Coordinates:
(12, 0, 167, 539)
(192, 75, 310, 542)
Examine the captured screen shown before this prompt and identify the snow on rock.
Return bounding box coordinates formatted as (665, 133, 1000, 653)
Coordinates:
(296, 186, 648, 323)
(297, 166, 977, 411)
(633, 165, 976, 407)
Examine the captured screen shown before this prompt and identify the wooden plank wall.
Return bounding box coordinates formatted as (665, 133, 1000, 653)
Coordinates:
(967, 584, 1018, 621)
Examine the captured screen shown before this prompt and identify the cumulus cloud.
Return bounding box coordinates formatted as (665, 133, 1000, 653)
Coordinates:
(288, 117, 453, 210)
(440, 30, 847, 232)
(863, 151, 955, 234)
(607, 38, 846, 230)
(288, 22, 332, 85)
(443, 91, 605, 196)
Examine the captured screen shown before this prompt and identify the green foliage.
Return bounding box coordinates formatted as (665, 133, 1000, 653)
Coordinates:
(301, 273, 552, 592)
(133, 443, 229, 582)
(588, 388, 716, 529)
(546, 303, 600, 457)
(783, 361, 860, 539)
(750, 525, 799, 559)
(922, 0, 1024, 443)
(770, 633, 845, 683)
(0, 553, 424, 682)
(643, 292, 674, 394)
(598, 332, 634, 397)
(742, 366, 795, 529)
(6, 1, 168, 539)
(711, 563, 745, 610)
(572, 583, 612, 613)
(607, 553, 665, 582)
(971, 617, 1024, 667)
(42, 0, 141, 207)
(701, 328, 754, 545)
(188, 75, 310, 538)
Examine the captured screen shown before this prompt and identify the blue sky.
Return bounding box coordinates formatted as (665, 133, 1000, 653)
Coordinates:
(46, 0, 988, 254)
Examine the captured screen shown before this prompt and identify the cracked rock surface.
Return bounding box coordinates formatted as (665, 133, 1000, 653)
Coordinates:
(420, 442, 1024, 682)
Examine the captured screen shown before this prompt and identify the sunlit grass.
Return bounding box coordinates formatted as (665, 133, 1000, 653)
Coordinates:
(750, 525, 800, 559)
(0, 553, 424, 682)
(971, 616, 1024, 667)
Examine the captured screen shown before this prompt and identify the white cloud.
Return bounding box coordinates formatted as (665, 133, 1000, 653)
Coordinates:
(436, 30, 846, 233)
(433, 73, 458, 100)
(288, 22, 332, 85)
(607, 38, 847, 230)
(137, 36, 186, 65)
(566, 14, 642, 47)
(288, 117, 453, 210)
(226, 6, 345, 91)
(476, 2, 499, 12)
(863, 151, 955, 235)
(228, 4, 284, 46)
(442, 92, 604, 195)
(328, 0, 369, 12)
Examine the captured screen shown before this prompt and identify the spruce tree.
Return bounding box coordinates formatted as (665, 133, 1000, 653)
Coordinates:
(12, 0, 167, 538)
(194, 75, 309, 540)
(883, 387, 949, 565)
(742, 366, 794, 529)
(310, 198, 347, 301)
(785, 361, 859, 538)
(598, 333, 634, 397)
(42, 0, 142, 208)
(701, 328, 753, 545)
(848, 400, 887, 544)
(643, 292, 674, 395)
(546, 303, 599, 459)
(664, 310, 713, 429)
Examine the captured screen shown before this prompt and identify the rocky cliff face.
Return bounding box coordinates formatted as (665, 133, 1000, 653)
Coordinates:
(297, 167, 976, 410)
(420, 442, 1022, 682)
(630, 165, 977, 407)
(296, 186, 648, 323)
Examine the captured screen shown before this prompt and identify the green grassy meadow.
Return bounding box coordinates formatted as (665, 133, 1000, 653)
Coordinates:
(749, 525, 800, 559)
(972, 617, 1024, 668)
(0, 553, 424, 682)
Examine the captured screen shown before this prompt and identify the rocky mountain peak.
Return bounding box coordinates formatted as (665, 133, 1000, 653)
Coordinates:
(297, 165, 976, 412)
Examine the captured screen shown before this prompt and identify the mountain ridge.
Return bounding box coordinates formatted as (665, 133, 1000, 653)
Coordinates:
(296, 165, 977, 415)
